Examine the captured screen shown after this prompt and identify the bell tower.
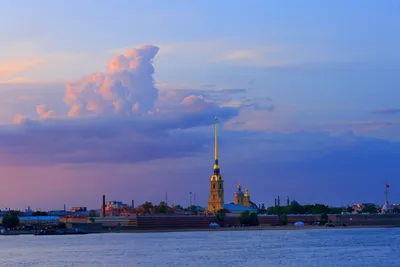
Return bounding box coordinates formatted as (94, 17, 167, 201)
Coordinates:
(207, 117, 224, 213)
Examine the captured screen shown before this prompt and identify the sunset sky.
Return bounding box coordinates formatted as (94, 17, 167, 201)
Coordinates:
(1, 1, 400, 210)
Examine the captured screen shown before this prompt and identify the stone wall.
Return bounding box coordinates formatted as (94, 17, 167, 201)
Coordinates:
(329, 214, 400, 226)
(136, 215, 216, 229)
(258, 215, 280, 226)
(92, 214, 400, 230)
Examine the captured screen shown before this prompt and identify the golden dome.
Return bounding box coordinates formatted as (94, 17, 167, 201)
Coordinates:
(244, 188, 250, 197)
(237, 184, 242, 191)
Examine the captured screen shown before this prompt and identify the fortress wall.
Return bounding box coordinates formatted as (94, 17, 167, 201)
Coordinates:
(258, 216, 280, 226)
(286, 215, 319, 224)
(96, 216, 138, 227)
(89, 214, 400, 229)
(136, 215, 216, 229)
(330, 214, 400, 226)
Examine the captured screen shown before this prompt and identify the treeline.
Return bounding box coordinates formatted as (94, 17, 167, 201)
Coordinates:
(138, 202, 200, 214)
(261, 202, 343, 215)
(216, 209, 259, 226)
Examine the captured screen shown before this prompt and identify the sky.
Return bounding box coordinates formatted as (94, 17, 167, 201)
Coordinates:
(0, 0, 400, 210)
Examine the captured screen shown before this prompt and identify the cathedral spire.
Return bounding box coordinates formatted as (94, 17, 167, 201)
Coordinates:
(207, 116, 224, 213)
(213, 116, 220, 173)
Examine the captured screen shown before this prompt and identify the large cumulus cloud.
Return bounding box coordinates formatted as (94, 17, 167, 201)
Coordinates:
(1, 45, 272, 165)
(61, 44, 241, 122)
(64, 45, 160, 117)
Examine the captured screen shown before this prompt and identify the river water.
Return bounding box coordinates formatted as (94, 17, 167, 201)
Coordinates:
(0, 228, 399, 267)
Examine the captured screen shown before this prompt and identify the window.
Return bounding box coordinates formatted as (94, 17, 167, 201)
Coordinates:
(213, 184, 216, 189)
(219, 184, 222, 189)
(213, 195, 216, 200)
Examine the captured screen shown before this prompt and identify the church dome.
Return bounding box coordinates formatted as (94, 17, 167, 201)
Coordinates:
(244, 188, 250, 197)
(290, 200, 299, 206)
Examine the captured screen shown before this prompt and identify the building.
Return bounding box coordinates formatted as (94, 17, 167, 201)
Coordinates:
(105, 201, 128, 210)
(11, 216, 60, 226)
(234, 184, 245, 205)
(205, 117, 258, 215)
(206, 117, 224, 213)
(352, 203, 377, 214)
(233, 184, 254, 208)
(70, 207, 87, 212)
(225, 184, 258, 214)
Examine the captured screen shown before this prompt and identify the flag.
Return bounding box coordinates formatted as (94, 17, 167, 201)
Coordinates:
(386, 184, 390, 188)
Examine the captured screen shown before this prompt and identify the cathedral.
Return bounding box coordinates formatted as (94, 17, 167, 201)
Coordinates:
(206, 117, 225, 213)
(206, 117, 258, 214)
(234, 184, 253, 207)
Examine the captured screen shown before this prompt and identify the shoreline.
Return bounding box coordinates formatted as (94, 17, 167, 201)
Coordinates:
(102, 225, 399, 234)
(1, 225, 398, 236)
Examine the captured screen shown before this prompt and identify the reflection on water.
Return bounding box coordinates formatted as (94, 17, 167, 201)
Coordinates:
(1, 228, 400, 267)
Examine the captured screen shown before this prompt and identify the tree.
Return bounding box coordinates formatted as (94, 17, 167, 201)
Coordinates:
(89, 210, 97, 217)
(239, 211, 259, 226)
(216, 209, 225, 222)
(267, 203, 343, 215)
(266, 206, 285, 215)
(32, 211, 48, 216)
(258, 204, 267, 214)
(346, 206, 354, 213)
(141, 202, 153, 214)
(89, 210, 97, 223)
(58, 222, 67, 229)
(361, 205, 378, 214)
(173, 205, 183, 211)
(155, 202, 168, 214)
(394, 206, 400, 214)
(320, 213, 329, 225)
(279, 214, 288, 226)
(310, 204, 330, 214)
(249, 212, 259, 226)
(32, 211, 47, 216)
(329, 207, 343, 214)
(189, 205, 198, 215)
(266, 206, 276, 215)
(2, 211, 20, 229)
(239, 211, 250, 225)
(287, 202, 304, 214)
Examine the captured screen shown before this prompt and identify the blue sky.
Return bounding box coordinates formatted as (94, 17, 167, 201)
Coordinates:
(0, 1, 399, 209)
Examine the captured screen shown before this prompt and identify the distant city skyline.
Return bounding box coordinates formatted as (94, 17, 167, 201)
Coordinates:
(1, 1, 400, 209)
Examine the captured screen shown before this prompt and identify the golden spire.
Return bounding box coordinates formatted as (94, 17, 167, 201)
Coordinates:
(213, 116, 220, 171)
(244, 187, 249, 197)
(237, 184, 241, 191)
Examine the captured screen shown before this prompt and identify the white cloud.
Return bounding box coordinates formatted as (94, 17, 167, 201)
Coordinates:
(64, 45, 160, 117)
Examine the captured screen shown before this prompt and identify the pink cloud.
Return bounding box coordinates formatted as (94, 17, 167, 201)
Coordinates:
(64, 45, 159, 117)
(0, 59, 45, 83)
(36, 104, 54, 120)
